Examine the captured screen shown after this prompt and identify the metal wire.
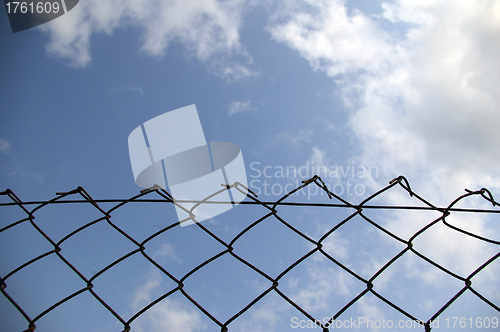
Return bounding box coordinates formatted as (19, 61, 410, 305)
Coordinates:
(1, 175, 499, 332)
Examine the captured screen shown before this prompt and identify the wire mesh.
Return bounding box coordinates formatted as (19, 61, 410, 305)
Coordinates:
(1, 175, 499, 332)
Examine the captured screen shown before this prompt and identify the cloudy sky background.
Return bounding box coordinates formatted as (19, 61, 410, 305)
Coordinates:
(1, 0, 499, 331)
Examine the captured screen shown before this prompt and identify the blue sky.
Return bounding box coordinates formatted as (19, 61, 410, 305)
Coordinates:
(1, 1, 499, 331)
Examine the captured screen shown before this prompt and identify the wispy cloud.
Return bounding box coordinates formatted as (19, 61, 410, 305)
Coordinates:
(108, 85, 144, 96)
(0, 138, 12, 154)
(228, 100, 256, 117)
(0, 138, 44, 182)
(153, 243, 182, 264)
(10, 170, 44, 183)
(38, 0, 256, 80)
(275, 129, 313, 148)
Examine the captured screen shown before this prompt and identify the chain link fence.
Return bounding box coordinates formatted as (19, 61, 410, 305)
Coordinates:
(1, 175, 499, 331)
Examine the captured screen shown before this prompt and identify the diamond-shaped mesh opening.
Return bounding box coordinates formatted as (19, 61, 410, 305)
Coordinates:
(90, 253, 178, 320)
(0, 220, 54, 276)
(320, 214, 407, 280)
(412, 220, 499, 277)
(58, 220, 140, 278)
(278, 251, 368, 320)
(371, 251, 464, 319)
(182, 253, 272, 324)
(3, 253, 84, 317)
(232, 214, 314, 278)
(143, 222, 228, 279)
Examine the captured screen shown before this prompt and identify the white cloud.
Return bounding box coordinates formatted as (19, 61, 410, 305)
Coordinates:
(0, 138, 11, 154)
(269, 0, 399, 77)
(228, 100, 256, 117)
(268, 0, 500, 298)
(270, 0, 500, 198)
(39, 0, 255, 80)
